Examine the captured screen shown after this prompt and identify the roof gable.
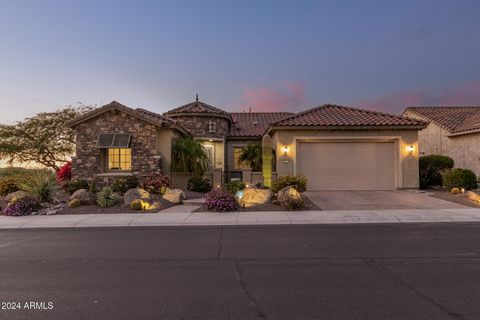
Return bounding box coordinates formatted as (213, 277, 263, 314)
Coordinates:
(165, 100, 230, 117)
(272, 104, 426, 128)
(404, 106, 480, 134)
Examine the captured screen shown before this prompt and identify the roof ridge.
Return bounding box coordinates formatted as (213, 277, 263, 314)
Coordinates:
(165, 100, 229, 115)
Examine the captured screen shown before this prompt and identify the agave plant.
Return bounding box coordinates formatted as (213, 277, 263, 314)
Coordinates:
(96, 186, 117, 208)
(171, 137, 209, 177)
(19, 170, 58, 203)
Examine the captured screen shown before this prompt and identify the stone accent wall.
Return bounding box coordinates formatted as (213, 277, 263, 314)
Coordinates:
(172, 115, 230, 139)
(72, 109, 164, 184)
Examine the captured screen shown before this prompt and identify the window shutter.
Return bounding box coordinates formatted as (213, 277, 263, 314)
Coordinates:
(112, 133, 132, 147)
(96, 134, 115, 148)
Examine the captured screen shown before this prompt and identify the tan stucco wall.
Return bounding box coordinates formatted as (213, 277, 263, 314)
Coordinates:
(403, 111, 480, 176)
(271, 129, 420, 189)
(156, 128, 178, 175)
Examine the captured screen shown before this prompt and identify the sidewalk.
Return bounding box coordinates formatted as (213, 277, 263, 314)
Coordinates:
(2, 208, 480, 229)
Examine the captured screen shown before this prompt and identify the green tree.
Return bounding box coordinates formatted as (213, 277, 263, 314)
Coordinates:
(238, 143, 262, 171)
(0, 103, 94, 171)
(171, 137, 208, 177)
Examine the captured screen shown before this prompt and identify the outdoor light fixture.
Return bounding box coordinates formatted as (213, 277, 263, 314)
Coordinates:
(283, 146, 289, 156)
(407, 144, 414, 155)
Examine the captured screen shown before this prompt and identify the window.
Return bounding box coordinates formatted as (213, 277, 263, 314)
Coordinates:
(233, 147, 250, 170)
(108, 148, 132, 171)
(208, 120, 216, 133)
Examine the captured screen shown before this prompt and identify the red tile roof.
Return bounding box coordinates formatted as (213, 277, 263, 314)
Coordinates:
(230, 112, 293, 137)
(165, 100, 230, 116)
(273, 104, 426, 128)
(404, 106, 480, 134)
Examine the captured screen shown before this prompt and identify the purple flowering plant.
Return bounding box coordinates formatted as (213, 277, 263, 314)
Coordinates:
(204, 189, 238, 212)
(3, 197, 39, 216)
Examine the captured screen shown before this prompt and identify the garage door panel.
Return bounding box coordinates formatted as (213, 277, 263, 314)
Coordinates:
(298, 142, 396, 191)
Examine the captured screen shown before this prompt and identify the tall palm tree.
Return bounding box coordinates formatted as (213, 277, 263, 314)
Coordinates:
(238, 143, 262, 171)
(171, 137, 208, 177)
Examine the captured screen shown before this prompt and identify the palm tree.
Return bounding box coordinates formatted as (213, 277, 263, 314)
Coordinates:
(238, 143, 262, 171)
(171, 137, 208, 177)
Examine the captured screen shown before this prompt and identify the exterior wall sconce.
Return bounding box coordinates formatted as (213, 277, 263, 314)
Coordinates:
(283, 146, 289, 156)
(407, 145, 414, 156)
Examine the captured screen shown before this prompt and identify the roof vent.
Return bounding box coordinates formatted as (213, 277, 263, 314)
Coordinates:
(252, 120, 258, 125)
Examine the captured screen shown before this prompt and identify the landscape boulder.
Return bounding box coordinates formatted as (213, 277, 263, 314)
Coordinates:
(68, 199, 81, 208)
(124, 188, 151, 206)
(162, 188, 185, 204)
(5, 190, 31, 204)
(277, 186, 305, 210)
(69, 189, 95, 205)
(239, 188, 272, 207)
(466, 191, 480, 204)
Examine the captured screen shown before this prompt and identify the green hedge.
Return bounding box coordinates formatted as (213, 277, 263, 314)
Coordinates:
(442, 168, 478, 190)
(419, 155, 454, 189)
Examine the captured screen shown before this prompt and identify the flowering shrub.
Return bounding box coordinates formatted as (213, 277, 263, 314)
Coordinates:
(144, 174, 174, 194)
(205, 189, 238, 212)
(3, 196, 39, 216)
(56, 161, 72, 185)
(277, 186, 305, 210)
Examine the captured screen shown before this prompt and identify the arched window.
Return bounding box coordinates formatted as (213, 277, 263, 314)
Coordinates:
(208, 120, 216, 133)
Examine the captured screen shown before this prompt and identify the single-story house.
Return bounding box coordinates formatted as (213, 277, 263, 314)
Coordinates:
(403, 106, 480, 177)
(68, 99, 427, 190)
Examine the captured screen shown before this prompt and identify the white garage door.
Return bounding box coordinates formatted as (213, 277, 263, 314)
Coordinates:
(298, 141, 396, 191)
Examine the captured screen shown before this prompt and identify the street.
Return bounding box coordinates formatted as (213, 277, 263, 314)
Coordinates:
(1, 223, 480, 320)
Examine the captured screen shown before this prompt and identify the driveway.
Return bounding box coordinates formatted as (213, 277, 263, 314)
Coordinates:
(304, 190, 468, 210)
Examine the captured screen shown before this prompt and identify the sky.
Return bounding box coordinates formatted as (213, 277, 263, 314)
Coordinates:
(0, 0, 479, 123)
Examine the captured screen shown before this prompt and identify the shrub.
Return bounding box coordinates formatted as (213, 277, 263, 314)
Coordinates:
(0, 176, 22, 196)
(67, 179, 89, 194)
(187, 176, 212, 193)
(96, 186, 118, 208)
(442, 168, 478, 190)
(419, 155, 454, 188)
(272, 175, 307, 194)
(277, 186, 305, 210)
(3, 195, 39, 216)
(224, 180, 245, 195)
(111, 176, 139, 194)
(56, 161, 72, 184)
(19, 170, 58, 203)
(205, 189, 238, 212)
(144, 174, 174, 194)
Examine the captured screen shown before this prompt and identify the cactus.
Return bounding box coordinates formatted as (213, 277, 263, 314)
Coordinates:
(262, 134, 273, 188)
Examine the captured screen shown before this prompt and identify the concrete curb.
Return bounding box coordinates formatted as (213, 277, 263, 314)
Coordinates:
(2, 208, 480, 229)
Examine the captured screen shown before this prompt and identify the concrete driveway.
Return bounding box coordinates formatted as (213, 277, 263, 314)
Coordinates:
(304, 190, 468, 210)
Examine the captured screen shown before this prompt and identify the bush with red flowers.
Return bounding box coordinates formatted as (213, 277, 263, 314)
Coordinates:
(56, 161, 72, 185)
(204, 189, 238, 212)
(143, 174, 174, 194)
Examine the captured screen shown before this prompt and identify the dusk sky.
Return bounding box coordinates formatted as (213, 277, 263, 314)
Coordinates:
(1, 0, 479, 123)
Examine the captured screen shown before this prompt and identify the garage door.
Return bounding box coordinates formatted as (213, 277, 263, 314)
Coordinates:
(298, 141, 396, 191)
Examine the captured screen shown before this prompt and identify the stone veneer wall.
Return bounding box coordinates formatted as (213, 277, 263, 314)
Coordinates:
(72, 109, 161, 185)
(171, 115, 230, 139)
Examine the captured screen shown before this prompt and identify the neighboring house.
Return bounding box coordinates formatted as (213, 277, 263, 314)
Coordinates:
(403, 106, 480, 177)
(68, 100, 426, 190)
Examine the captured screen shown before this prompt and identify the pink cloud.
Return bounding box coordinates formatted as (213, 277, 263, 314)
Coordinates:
(234, 81, 308, 112)
(359, 81, 480, 115)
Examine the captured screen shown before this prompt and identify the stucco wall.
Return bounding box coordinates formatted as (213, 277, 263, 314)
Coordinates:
(271, 129, 420, 189)
(156, 128, 180, 175)
(404, 111, 480, 176)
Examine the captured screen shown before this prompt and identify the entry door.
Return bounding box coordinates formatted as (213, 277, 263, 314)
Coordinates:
(297, 141, 396, 191)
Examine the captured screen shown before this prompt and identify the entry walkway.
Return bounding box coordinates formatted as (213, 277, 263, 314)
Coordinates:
(2, 208, 480, 229)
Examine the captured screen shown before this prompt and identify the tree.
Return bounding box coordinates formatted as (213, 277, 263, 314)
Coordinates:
(0, 103, 94, 171)
(171, 137, 208, 177)
(238, 143, 262, 171)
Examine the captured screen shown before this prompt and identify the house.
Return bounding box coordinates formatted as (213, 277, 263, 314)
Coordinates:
(403, 106, 480, 177)
(68, 100, 427, 190)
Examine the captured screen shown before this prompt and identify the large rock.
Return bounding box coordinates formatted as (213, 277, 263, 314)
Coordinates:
(467, 191, 480, 204)
(5, 190, 31, 203)
(124, 188, 151, 206)
(277, 186, 305, 210)
(69, 189, 95, 205)
(162, 188, 185, 204)
(239, 188, 272, 207)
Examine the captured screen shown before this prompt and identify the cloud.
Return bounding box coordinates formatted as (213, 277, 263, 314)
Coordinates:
(359, 81, 480, 115)
(234, 81, 308, 112)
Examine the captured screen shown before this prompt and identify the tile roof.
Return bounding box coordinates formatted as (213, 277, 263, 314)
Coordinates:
(165, 100, 230, 116)
(272, 104, 426, 128)
(230, 112, 293, 137)
(404, 106, 480, 134)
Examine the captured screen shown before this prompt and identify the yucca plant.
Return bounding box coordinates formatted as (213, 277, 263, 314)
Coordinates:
(19, 170, 58, 203)
(171, 137, 209, 177)
(96, 186, 117, 208)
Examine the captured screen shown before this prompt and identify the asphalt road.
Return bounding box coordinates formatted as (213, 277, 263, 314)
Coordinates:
(1, 223, 480, 320)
